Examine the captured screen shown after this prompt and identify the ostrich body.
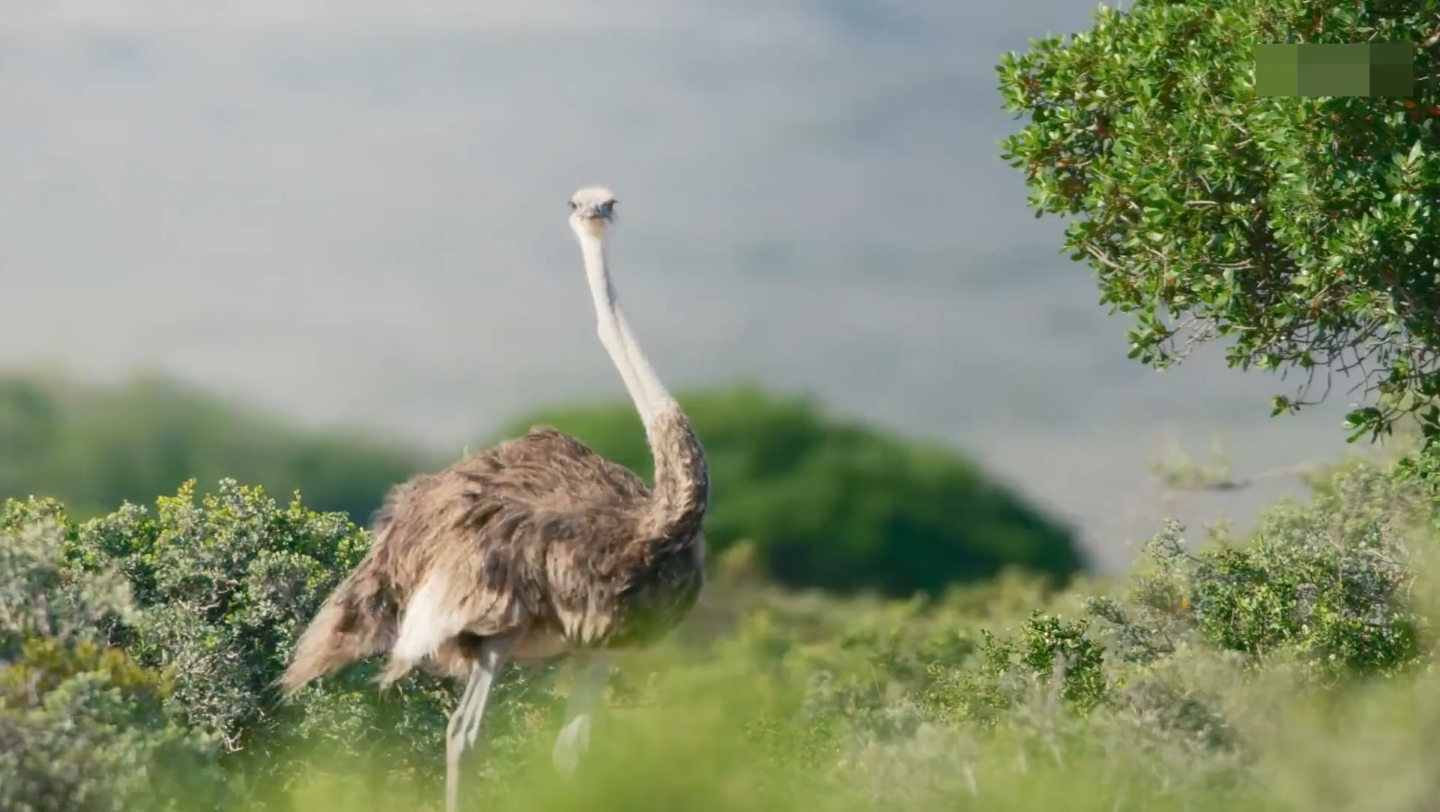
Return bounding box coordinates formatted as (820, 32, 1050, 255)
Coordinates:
(280, 187, 709, 811)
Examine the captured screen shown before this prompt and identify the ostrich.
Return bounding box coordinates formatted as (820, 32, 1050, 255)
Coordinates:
(279, 186, 709, 812)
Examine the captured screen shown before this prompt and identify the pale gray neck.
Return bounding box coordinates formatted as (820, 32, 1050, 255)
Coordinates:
(578, 231, 678, 434)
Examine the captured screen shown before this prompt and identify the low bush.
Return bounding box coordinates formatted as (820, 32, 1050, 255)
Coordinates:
(0, 513, 220, 812)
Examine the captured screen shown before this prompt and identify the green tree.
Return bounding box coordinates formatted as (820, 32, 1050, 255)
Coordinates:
(500, 387, 1084, 596)
(998, 1, 1440, 443)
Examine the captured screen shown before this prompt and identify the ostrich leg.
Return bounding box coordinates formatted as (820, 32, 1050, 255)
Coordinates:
(552, 654, 612, 777)
(446, 637, 512, 812)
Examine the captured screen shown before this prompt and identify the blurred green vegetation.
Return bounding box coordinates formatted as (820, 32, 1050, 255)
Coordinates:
(2, 449, 1436, 812)
(0, 371, 422, 522)
(0, 372, 1083, 596)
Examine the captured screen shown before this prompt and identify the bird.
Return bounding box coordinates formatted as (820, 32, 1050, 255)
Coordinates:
(279, 186, 710, 812)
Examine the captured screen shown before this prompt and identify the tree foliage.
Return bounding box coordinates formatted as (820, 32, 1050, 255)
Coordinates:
(503, 387, 1084, 596)
(999, 0, 1440, 442)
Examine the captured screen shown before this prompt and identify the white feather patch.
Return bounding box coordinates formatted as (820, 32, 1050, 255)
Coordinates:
(392, 571, 465, 663)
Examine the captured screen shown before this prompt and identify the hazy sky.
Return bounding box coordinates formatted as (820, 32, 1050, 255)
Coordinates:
(1, 0, 1370, 568)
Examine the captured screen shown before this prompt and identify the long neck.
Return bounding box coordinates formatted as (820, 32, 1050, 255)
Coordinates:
(578, 229, 709, 538)
(579, 232, 675, 428)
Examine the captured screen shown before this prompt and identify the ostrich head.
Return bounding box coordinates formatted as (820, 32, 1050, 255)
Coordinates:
(569, 186, 617, 239)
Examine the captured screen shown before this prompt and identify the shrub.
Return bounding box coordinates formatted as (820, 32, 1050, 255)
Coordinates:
(40, 479, 562, 803)
(53, 480, 376, 754)
(911, 454, 1434, 789)
(1102, 457, 1431, 679)
(0, 511, 220, 812)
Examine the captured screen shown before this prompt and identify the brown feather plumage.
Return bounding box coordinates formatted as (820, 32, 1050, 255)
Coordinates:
(280, 409, 708, 696)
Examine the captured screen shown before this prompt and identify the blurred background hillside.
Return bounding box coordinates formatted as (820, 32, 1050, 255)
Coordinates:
(1, 0, 1360, 579)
